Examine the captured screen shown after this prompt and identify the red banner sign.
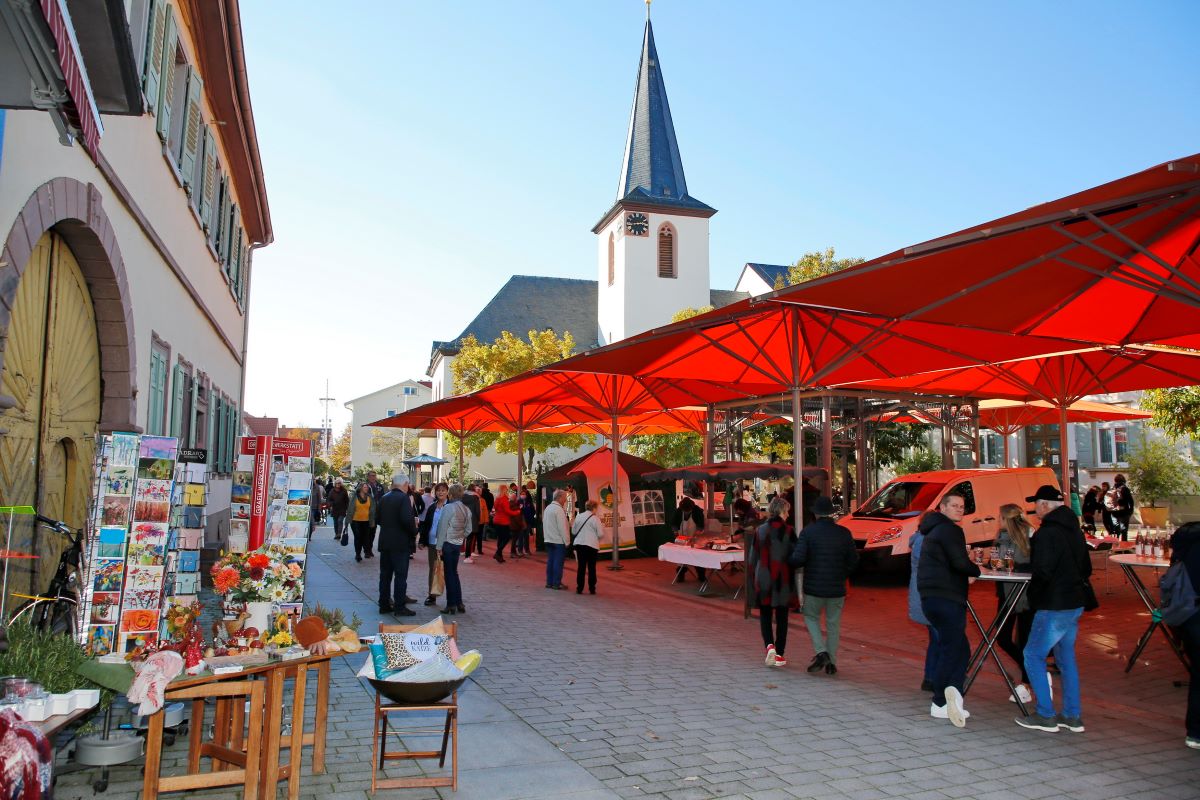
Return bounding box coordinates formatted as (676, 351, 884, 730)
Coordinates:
(239, 436, 314, 458)
(248, 435, 272, 550)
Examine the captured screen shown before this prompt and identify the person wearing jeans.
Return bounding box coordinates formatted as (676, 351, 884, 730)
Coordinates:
(917, 492, 980, 728)
(1169, 522, 1200, 749)
(542, 489, 570, 589)
(1016, 484, 1091, 733)
(436, 483, 470, 615)
(790, 496, 858, 674)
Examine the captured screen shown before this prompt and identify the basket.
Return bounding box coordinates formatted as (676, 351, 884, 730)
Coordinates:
(368, 676, 466, 705)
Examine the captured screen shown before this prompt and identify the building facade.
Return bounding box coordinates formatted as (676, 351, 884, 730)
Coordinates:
(344, 380, 436, 473)
(0, 0, 271, 588)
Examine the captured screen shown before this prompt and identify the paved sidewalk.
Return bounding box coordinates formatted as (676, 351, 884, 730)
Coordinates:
(54, 527, 1197, 799)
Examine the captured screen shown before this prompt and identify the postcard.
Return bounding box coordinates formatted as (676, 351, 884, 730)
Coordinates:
(165, 550, 178, 572)
(272, 472, 288, 492)
(279, 538, 308, 556)
(183, 483, 205, 505)
(228, 530, 248, 553)
(288, 457, 310, 473)
(178, 550, 200, 572)
(231, 503, 250, 519)
(104, 466, 135, 496)
(137, 457, 174, 481)
(89, 592, 121, 624)
(88, 625, 116, 656)
(286, 489, 310, 506)
(267, 518, 287, 540)
(119, 631, 158, 655)
(131, 521, 169, 541)
(122, 586, 163, 610)
(174, 573, 200, 595)
(288, 471, 313, 490)
(127, 541, 165, 567)
(92, 559, 125, 592)
(96, 527, 127, 559)
(125, 565, 165, 594)
(110, 433, 139, 467)
(236, 454, 254, 471)
(284, 521, 309, 539)
(182, 506, 203, 527)
(135, 479, 172, 502)
(178, 528, 204, 549)
(231, 475, 252, 504)
(139, 435, 178, 460)
(100, 495, 131, 526)
(285, 505, 309, 522)
(229, 518, 249, 538)
(120, 608, 159, 633)
(132, 499, 170, 523)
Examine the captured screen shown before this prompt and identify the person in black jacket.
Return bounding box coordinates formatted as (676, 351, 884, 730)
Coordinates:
(790, 496, 858, 675)
(1168, 522, 1200, 749)
(1110, 474, 1134, 541)
(917, 491, 980, 728)
(1016, 484, 1091, 734)
(376, 475, 418, 616)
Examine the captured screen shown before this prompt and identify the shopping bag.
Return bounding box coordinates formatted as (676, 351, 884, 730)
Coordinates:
(430, 553, 446, 596)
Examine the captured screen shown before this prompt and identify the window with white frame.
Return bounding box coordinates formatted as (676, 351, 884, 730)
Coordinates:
(1097, 426, 1129, 465)
(979, 431, 1004, 466)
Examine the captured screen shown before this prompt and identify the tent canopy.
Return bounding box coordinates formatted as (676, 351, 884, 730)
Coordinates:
(402, 454, 449, 465)
(540, 447, 665, 482)
(766, 153, 1200, 345)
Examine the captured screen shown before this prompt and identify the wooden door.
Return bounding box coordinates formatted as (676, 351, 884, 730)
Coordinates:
(0, 232, 100, 593)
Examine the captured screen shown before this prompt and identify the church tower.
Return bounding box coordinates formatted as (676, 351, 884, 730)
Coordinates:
(593, 6, 716, 345)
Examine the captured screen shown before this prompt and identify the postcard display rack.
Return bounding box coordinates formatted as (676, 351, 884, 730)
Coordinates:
(82, 434, 182, 656)
(165, 457, 208, 609)
(232, 436, 313, 601)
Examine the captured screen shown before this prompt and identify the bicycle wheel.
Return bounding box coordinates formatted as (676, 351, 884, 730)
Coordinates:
(10, 597, 78, 637)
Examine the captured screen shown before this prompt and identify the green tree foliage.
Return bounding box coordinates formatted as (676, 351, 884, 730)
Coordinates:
(329, 423, 352, 475)
(1141, 387, 1200, 439)
(369, 429, 419, 465)
(313, 457, 330, 477)
(743, 423, 793, 463)
(873, 423, 930, 467)
(450, 330, 594, 459)
(785, 247, 865, 287)
(1125, 435, 1198, 507)
(625, 432, 702, 468)
(672, 305, 715, 323)
(894, 448, 942, 476)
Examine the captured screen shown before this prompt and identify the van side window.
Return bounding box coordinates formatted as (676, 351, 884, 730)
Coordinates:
(948, 481, 976, 515)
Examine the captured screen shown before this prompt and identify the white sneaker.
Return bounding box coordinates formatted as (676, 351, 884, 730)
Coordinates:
(944, 686, 967, 728)
(1008, 684, 1033, 704)
(765, 645, 777, 667)
(463, 557, 473, 564)
(930, 702, 971, 721)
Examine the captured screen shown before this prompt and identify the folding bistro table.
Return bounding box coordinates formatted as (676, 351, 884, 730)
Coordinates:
(657, 543, 743, 596)
(1110, 553, 1191, 673)
(964, 569, 1031, 715)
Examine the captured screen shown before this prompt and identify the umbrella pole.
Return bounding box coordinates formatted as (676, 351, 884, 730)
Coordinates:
(1059, 405, 1071, 499)
(517, 427, 525, 486)
(792, 385, 804, 525)
(1003, 434, 1011, 468)
(457, 424, 465, 484)
(609, 414, 623, 570)
(704, 405, 715, 519)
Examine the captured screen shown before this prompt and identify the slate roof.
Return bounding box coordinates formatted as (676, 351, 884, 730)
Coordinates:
(710, 289, 749, 308)
(746, 263, 790, 288)
(429, 276, 599, 369)
(615, 18, 713, 214)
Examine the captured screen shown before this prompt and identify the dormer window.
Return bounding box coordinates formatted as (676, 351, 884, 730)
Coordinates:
(657, 224, 676, 278)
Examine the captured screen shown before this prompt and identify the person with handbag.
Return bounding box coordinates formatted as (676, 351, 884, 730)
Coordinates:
(491, 486, 516, 563)
(994, 504, 1035, 704)
(1016, 484, 1092, 734)
(515, 486, 536, 557)
(347, 482, 376, 562)
(328, 478, 350, 543)
(435, 483, 471, 615)
(571, 499, 604, 594)
(420, 482, 448, 607)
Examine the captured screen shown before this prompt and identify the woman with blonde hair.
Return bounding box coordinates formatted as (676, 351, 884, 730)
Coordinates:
(995, 503, 1035, 704)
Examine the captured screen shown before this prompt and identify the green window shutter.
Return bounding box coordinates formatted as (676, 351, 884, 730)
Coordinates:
(179, 67, 204, 189)
(238, 240, 250, 306)
(188, 377, 200, 447)
(169, 363, 185, 437)
(199, 128, 217, 228)
(222, 203, 237, 273)
(155, 6, 178, 142)
(214, 176, 229, 261)
(142, 0, 166, 104)
(230, 219, 243, 294)
(148, 349, 167, 436)
(206, 403, 216, 468)
(227, 403, 238, 471)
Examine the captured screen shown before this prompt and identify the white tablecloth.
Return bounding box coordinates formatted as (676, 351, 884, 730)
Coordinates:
(658, 543, 744, 570)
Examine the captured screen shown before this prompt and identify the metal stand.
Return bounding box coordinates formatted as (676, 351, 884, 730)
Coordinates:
(964, 575, 1030, 716)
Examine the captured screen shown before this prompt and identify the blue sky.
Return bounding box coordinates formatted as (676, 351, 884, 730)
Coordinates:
(239, 0, 1200, 432)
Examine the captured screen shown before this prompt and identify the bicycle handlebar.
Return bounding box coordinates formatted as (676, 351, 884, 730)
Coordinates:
(35, 514, 73, 535)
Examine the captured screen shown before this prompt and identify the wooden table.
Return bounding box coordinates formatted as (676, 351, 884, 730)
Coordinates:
(963, 569, 1031, 715)
(139, 651, 338, 800)
(657, 543, 744, 596)
(1110, 553, 1191, 673)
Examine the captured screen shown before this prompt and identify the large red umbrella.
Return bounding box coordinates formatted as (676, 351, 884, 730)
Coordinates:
(835, 345, 1200, 490)
(765, 153, 1200, 345)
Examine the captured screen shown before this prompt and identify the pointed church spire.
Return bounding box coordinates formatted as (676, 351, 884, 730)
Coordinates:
(615, 12, 710, 211)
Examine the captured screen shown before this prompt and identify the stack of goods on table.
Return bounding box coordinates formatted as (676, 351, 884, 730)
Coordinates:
(357, 617, 481, 704)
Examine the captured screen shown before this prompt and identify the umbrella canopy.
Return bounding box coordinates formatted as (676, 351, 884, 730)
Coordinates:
(766, 153, 1200, 345)
(402, 454, 450, 466)
(870, 398, 1152, 433)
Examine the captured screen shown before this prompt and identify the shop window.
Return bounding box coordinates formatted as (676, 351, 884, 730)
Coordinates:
(979, 432, 1004, 466)
(1098, 426, 1128, 465)
(1025, 424, 1060, 469)
(657, 224, 676, 278)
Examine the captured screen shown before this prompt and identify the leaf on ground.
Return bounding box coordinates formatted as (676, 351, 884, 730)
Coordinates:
(764, 683, 778, 689)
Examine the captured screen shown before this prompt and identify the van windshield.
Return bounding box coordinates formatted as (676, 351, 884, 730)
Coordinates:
(854, 482, 946, 519)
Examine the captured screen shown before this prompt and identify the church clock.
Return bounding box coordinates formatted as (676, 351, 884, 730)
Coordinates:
(624, 212, 649, 236)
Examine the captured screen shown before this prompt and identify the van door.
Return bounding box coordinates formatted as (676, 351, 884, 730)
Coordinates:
(950, 480, 996, 545)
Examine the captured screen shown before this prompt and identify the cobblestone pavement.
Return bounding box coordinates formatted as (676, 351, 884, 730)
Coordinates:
(55, 526, 1197, 799)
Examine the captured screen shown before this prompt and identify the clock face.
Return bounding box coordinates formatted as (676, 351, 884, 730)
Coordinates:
(625, 212, 649, 237)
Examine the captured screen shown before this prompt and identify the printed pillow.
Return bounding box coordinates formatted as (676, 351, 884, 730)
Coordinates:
(380, 632, 453, 671)
(368, 643, 401, 679)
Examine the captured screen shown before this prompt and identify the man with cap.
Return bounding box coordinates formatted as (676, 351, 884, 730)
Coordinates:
(790, 496, 859, 674)
(376, 474, 418, 616)
(1016, 484, 1091, 733)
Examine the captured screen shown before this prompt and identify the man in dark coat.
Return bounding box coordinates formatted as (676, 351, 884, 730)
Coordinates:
(1168, 522, 1200, 750)
(917, 491, 980, 728)
(376, 474, 418, 616)
(1017, 484, 1091, 734)
(1110, 473, 1135, 541)
(790, 496, 858, 674)
(461, 484, 481, 562)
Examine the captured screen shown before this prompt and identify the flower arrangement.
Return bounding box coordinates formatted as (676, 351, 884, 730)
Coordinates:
(210, 545, 305, 604)
(164, 600, 203, 643)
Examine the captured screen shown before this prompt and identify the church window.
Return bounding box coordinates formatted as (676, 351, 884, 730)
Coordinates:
(657, 224, 676, 278)
(607, 232, 615, 286)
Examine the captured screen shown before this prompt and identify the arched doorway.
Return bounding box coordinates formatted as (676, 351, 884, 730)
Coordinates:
(0, 231, 101, 593)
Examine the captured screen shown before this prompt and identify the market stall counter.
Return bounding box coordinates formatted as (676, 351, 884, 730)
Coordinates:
(658, 542, 744, 596)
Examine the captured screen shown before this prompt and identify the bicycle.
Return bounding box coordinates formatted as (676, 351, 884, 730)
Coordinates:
(7, 513, 83, 638)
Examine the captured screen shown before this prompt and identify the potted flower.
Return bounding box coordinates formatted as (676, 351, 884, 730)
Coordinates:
(1125, 437, 1197, 527)
(211, 546, 305, 635)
